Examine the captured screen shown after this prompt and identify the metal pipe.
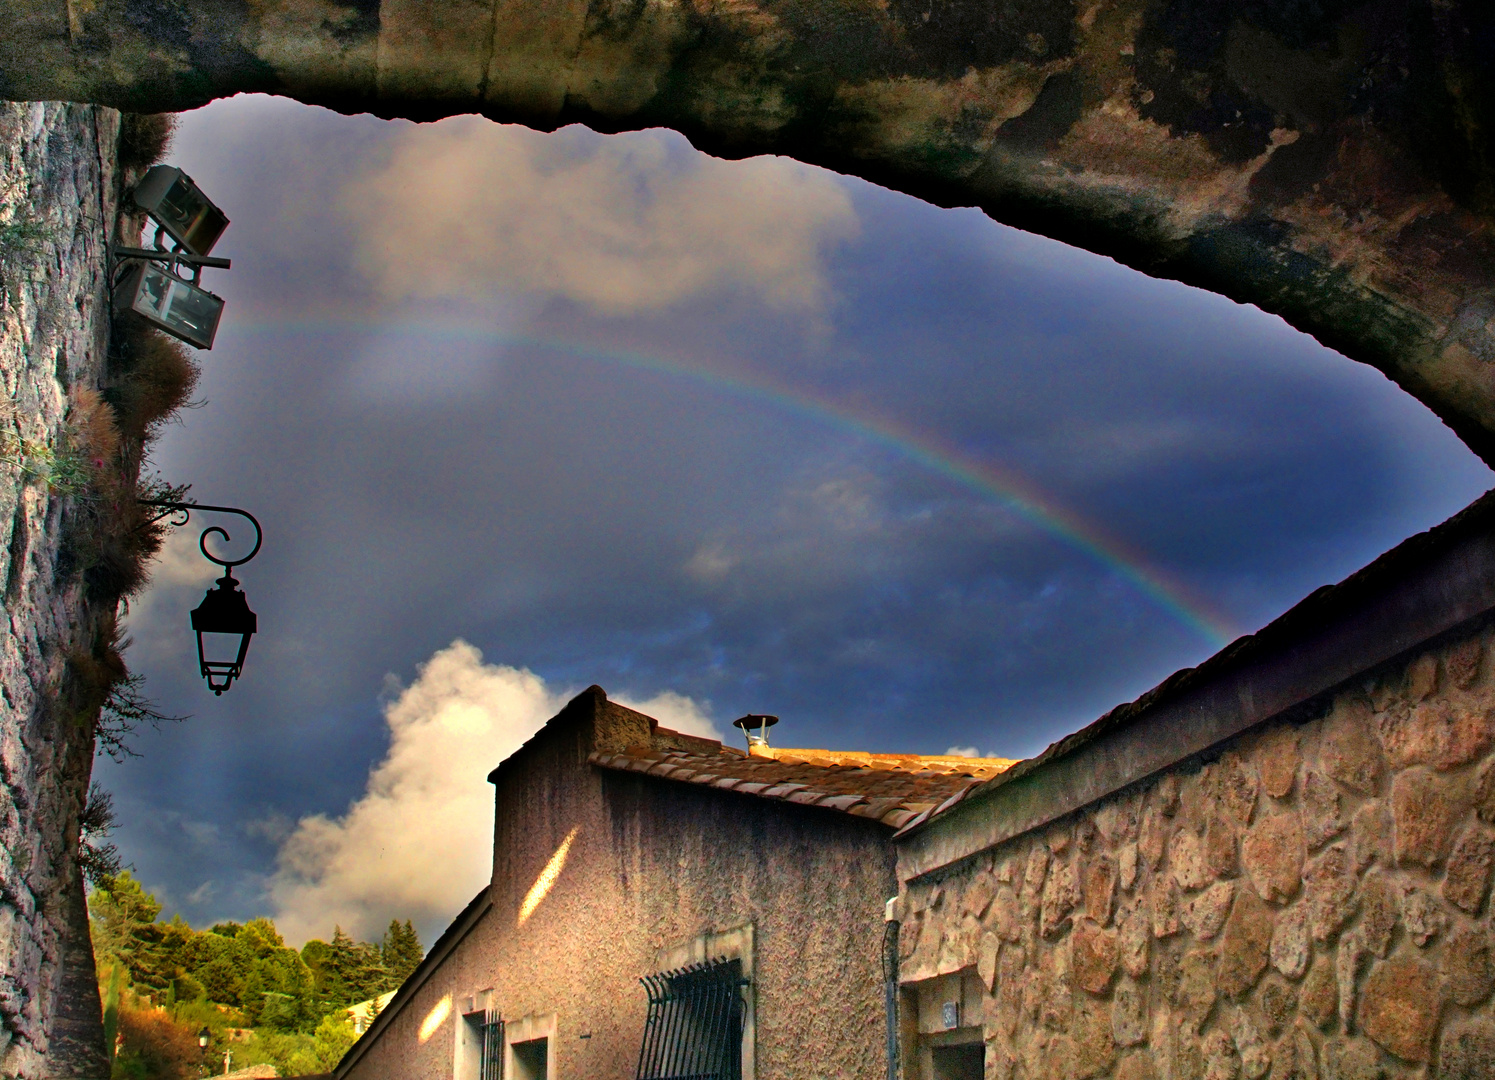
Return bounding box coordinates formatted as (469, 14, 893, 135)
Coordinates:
(883, 898, 900, 1080)
(111, 245, 232, 269)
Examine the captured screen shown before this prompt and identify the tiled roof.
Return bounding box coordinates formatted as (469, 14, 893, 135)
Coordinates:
(588, 735, 1016, 830)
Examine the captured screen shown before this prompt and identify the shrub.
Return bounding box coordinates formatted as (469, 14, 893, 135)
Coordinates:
(78, 781, 122, 886)
(106, 321, 199, 444)
(64, 468, 189, 604)
(69, 386, 124, 470)
(117, 114, 177, 171)
(59, 319, 203, 605)
(0, 388, 114, 495)
(113, 1005, 200, 1080)
(68, 614, 184, 761)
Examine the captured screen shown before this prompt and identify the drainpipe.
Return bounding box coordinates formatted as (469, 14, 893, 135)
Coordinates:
(882, 896, 900, 1080)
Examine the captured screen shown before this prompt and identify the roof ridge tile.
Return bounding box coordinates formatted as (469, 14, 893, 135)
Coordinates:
(585, 742, 1013, 828)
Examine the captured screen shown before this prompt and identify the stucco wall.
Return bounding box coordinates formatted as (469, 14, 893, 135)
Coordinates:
(341, 690, 898, 1080)
(897, 618, 1495, 1080)
(0, 100, 119, 1079)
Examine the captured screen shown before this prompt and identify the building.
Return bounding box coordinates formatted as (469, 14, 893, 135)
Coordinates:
(346, 991, 397, 1036)
(891, 492, 1495, 1080)
(335, 688, 1013, 1080)
(336, 495, 1495, 1080)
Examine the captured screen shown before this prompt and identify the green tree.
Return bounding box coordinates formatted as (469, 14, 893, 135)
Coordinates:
(301, 932, 345, 1013)
(89, 872, 161, 953)
(380, 919, 423, 987)
(244, 944, 316, 1031)
(240, 917, 284, 955)
(88, 872, 168, 995)
(301, 1011, 357, 1072)
(303, 927, 391, 1012)
(346, 940, 391, 1005)
(300, 938, 330, 969)
(152, 915, 201, 1000)
(190, 930, 255, 1006)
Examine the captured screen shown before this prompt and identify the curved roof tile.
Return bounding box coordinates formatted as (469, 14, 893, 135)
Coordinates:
(589, 733, 1016, 828)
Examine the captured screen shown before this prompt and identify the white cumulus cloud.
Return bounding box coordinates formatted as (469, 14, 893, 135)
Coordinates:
(266, 640, 718, 946)
(344, 118, 859, 316)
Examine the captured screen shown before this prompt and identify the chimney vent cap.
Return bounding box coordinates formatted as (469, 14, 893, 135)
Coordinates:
(732, 714, 779, 732)
(732, 714, 779, 751)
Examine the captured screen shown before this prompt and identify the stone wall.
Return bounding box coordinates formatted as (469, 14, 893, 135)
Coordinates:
(0, 101, 120, 1078)
(897, 619, 1495, 1080)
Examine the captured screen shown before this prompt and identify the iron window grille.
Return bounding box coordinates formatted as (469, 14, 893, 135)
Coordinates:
(481, 1010, 504, 1080)
(636, 957, 747, 1080)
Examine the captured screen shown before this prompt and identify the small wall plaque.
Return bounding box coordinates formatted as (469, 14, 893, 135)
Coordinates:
(941, 1001, 959, 1030)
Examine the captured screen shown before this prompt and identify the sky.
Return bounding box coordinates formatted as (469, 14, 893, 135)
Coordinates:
(98, 93, 1494, 948)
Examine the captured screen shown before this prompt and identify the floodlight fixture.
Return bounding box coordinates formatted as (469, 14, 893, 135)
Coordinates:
(140, 501, 262, 695)
(131, 165, 230, 256)
(112, 256, 225, 349)
(112, 164, 233, 349)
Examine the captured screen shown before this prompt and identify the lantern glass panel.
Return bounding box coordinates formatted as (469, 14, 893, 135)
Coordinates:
(195, 630, 252, 694)
(118, 262, 223, 349)
(199, 632, 249, 668)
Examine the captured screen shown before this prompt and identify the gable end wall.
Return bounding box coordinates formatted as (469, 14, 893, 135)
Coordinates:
(343, 692, 899, 1080)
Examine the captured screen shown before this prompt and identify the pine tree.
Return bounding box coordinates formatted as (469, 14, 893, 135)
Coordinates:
(318, 927, 357, 1010)
(88, 872, 167, 994)
(380, 919, 423, 987)
(346, 940, 390, 1004)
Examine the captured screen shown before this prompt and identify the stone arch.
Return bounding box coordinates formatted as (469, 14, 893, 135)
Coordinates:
(5, 0, 1492, 461)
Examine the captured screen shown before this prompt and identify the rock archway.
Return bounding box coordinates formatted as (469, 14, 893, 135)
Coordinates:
(3, 0, 1492, 460)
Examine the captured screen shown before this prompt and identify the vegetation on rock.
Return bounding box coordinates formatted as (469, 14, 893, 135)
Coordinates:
(57, 115, 201, 768)
(117, 114, 178, 173)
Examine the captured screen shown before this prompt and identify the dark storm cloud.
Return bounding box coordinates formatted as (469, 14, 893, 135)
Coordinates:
(96, 96, 1492, 939)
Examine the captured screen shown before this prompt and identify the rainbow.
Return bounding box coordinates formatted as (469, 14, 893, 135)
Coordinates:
(231, 315, 1236, 647)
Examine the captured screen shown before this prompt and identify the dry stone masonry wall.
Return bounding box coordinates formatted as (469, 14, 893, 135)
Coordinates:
(900, 622, 1495, 1080)
(0, 101, 119, 1078)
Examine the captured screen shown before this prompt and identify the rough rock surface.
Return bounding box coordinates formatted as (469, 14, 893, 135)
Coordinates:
(2, 1, 1494, 468)
(0, 101, 117, 1079)
(902, 624, 1495, 1080)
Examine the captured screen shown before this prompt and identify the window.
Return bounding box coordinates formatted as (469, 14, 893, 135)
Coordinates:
(502, 1014, 555, 1080)
(510, 1037, 547, 1080)
(458, 1008, 503, 1080)
(906, 971, 985, 1080)
(930, 1045, 983, 1080)
(635, 957, 746, 1080)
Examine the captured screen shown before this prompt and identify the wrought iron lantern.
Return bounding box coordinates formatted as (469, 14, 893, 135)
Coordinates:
(191, 574, 258, 695)
(197, 1028, 210, 1051)
(141, 501, 262, 694)
(131, 165, 230, 256)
